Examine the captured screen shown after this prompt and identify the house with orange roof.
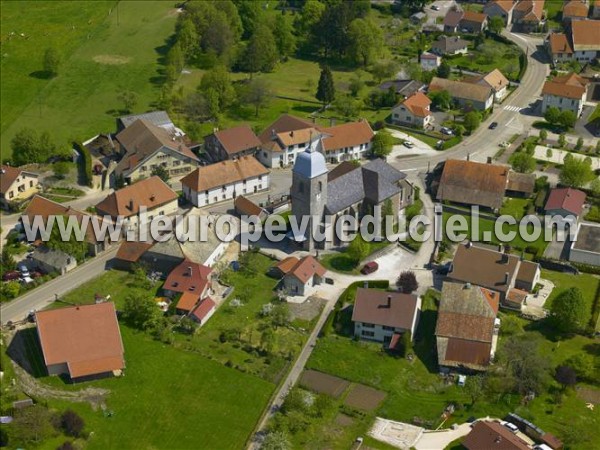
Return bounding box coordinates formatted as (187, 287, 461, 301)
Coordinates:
(562, 0, 589, 23)
(541, 72, 589, 117)
(181, 156, 270, 207)
(468, 69, 510, 102)
(545, 32, 574, 64)
(256, 114, 374, 167)
(512, 0, 545, 32)
(115, 118, 200, 183)
(95, 176, 178, 230)
(0, 164, 39, 209)
(280, 255, 326, 296)
(204, 125, 261, 162)
(570, 19, 600, 62)
(163, 259, 212, 298)
(484, 0, 517, 25)
(35, 303, 125, 380)
(189, 297, 217, 326)
(391, 92, 433, 129)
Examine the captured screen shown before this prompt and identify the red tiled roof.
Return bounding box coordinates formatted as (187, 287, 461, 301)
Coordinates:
(445, 338, 492, 366)
(542, 73, 588, 100)
(275, 256, 300, 275)
(320, 120, 374, 153)
(463, 421, 530, 450)
(462, 10, 487, 24)
(548, 33, 573, 55)
(571, 19, 600, 49)
(401, 92, 432, 118)
(212, 125, 261, 156)
(95, 176, 178, 218)
(190, 297, 216, 322)
(486, 0, 516, 14)
(563, 0, 589, 18)
(352, 288, 419, 330)
(234, 195, 264, 217)
(35, 303, 124, 378)
(545, 187, 586, 216)
(116, 241, 154, 262)
(287, 255, 326, 284)
(176, 292, 200, 312)
(164, 259, 212, 295)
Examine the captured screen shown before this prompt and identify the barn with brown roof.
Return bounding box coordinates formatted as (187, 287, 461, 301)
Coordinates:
(436, 281, 500, 371)
(281, 255, 326, 296)
(352, 287, 421, 346)
(429, 77, 494, 110)
(35, 303, 125, 380)
(181, 156, 270, 207)
(204, 125, 261, 162)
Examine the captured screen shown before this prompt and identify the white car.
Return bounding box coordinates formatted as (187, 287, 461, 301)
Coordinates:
(403, 141, 415, 148)
(502, 422, 519, 434)
(21, 276, 33, 284)
(441, 127, 454, 136)
(431, 5, 440, 10)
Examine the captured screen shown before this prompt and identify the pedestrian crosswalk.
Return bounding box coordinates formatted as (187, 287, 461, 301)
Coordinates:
(503, 105, 523, 112)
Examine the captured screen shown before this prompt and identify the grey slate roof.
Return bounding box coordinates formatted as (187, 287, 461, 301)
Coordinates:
(119, 111, 173, 129)
(32, 247, 74, 269)
(292, 138, 328, 179)
(325, 159, 406, 214)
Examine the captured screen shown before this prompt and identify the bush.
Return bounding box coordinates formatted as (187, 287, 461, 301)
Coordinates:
(59, 410, 85, 437)
(396, 271, 418, 293)
(73, 142, 93, 187)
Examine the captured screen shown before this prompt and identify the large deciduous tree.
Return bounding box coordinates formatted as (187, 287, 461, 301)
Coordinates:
(559, 157, 594, 188)
(241, 24, 278, 75)
(549, 287, 588, 334)
(348, 18, 384, 67)
(371, 130, 394, 158)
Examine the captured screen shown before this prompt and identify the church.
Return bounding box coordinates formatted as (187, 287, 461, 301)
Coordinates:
(290, 137, 414, 250)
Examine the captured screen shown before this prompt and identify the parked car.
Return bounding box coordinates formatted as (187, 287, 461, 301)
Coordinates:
(431, 4, 440, 10)
(403, 140, 415, 148)
(20, 276, 33, 284)
(440, 127, 454, 136)
(489, 121, 498, 130)
(360, 261, 379, 275)
(502, 422, 519, 434)
(17, 264, 30, 278)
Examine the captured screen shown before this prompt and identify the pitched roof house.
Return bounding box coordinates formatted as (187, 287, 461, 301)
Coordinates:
(468, 69, 511, 101)
(512, 0, 545, 32)
(448, 242, 541, 304)
(545, 32, 574, 63)
(281, 255, 326, 296)
(429, 77, 494, 110)
(352, 288, 421, 346)
(443, 9, 465, 33)
(544, 187, 587, 217)
(436, 282, 500, 371)
(190, 297, 216, 325)
(117, 110, 180, 134)
(460, 10, 489, 33)
(257, 114, 375, 167)
(204, 125, 261, 162)
(463, 420, 530, 450)
(570, 19, 600, 62)
(0, 164, 39, 208)
(163, 259, 212, 297)
(430, 36, 470, 56)
(541, 72, 589, 116)
(35, 303, 125, 380)
(115, 119, 200, 182)
(95, 176, 178, 225)
(562, 0, 590, 22)
(484, 0, 517, 25)
(234, 195, 267, 220)
(181, 156, 270, 207)
(391, 92, 433, 129)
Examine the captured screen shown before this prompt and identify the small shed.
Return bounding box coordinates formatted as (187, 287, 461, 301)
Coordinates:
(31, 247, 77, 275)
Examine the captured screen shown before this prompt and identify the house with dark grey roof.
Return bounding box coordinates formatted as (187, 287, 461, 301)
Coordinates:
(289, 138, 414, 250)
(31, 247, 77, 275)
(436, 281, 500, 372)
(570, 222, 600, 267)
(117, 110, 179, 134)
(430, 36, 469, 56)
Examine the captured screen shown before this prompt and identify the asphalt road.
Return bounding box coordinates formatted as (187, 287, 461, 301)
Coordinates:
(0, 245, 118, 324)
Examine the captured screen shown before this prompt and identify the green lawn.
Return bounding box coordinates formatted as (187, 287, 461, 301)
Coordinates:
(10, 325, 273, 450)
(442, 211, 549, 256)
(2, 1, 177, 158)
(320, 240, 391, 274)
(447, 38, 522, 81)
(499, 198, 532, 220)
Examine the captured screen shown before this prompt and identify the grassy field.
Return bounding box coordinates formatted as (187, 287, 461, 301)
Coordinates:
(1, 1, 177, 158)
(499, 198, 532, 220)
(442, 211, 550, 256)
(447, 38, 522, 80)
(12, 325, 273, 450)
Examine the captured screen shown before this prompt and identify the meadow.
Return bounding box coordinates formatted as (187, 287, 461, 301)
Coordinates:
(1, 1, 177, 158)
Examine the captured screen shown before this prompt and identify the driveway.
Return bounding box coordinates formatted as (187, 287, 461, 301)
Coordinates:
(414, 423, 473, 450)
(387, 129, 439, 161)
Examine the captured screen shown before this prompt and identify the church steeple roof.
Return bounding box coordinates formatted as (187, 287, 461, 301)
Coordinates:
(292, 135, 328, 179)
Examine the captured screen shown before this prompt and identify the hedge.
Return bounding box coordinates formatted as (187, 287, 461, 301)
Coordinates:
(73, 142, 93, 187)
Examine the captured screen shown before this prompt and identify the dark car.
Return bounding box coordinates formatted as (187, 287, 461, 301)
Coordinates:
(489, 121, 499, 130)
(360, 261, 379, 275)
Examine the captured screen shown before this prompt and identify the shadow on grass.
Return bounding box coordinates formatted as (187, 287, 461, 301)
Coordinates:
(29, 70, 54, 80)
(6, 327, 48, 378)
(414, 309, 439, 374)
(321, 254, 358, 273)
(106, 108, 130, 117)
(292, 104, 318, 114)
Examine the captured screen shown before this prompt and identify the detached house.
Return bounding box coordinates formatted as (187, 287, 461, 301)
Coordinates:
(429, 77, 494, 111)
(257, 114, 374, 167)
(545, 33, 574, 64)
(443, 9, 465, 33)
(544, 187, 587, 219)
(448, 242, 541, 308)
(420, 52, 441, 71)
(467, 69, 510, 102)
(163, 259, 212, 298)
(94, 176, 178, 230)
(117, 110, 183, 136)
(436, 281, 500, 372)
(430, 36, 469, 56)
(392, 92, 433, 129)
(0, 165, 39, 209)
(571, 19, 600, 62)
(484, 0, 516, 25)
(512, 0, 545, 32)
(460, 11, 488, 33)
(277, 255, 327, 297)
(115, 119, 200, 183)
(562, 0, 589, 23)
(204, 125, 261, 162)
(541, 72, 589, 117)
(181, 156, 270, 207)
(352, 287, 421, 347)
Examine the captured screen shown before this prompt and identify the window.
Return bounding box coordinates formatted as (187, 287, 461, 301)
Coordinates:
(141, 166, 147, 172)
(318, 181, 322, 193)
(383, 325, 395, 331)
(9, 191, 14, 199)
(173, 160, 181, 166)
(29, 181, 34, 187)
(362, 323, 374, 328)
(362, 330, 375, 338)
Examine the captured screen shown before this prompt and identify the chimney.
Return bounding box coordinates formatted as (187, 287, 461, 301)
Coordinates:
(128, 198, 134, 211)
(464, 282, 471, 289)
(386, 295, 392, 308)
(504, 272, 509, 285)
(150, 194, 156, 202)
(290, 131, 294, 137)
(363, 281, 369, 289)
(466, 241, 472, 249)
(187, 266, 193, 277)
(502, 252, 509, 264)
(271, 129, 276, 139)
(487, 156, 493, 164)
